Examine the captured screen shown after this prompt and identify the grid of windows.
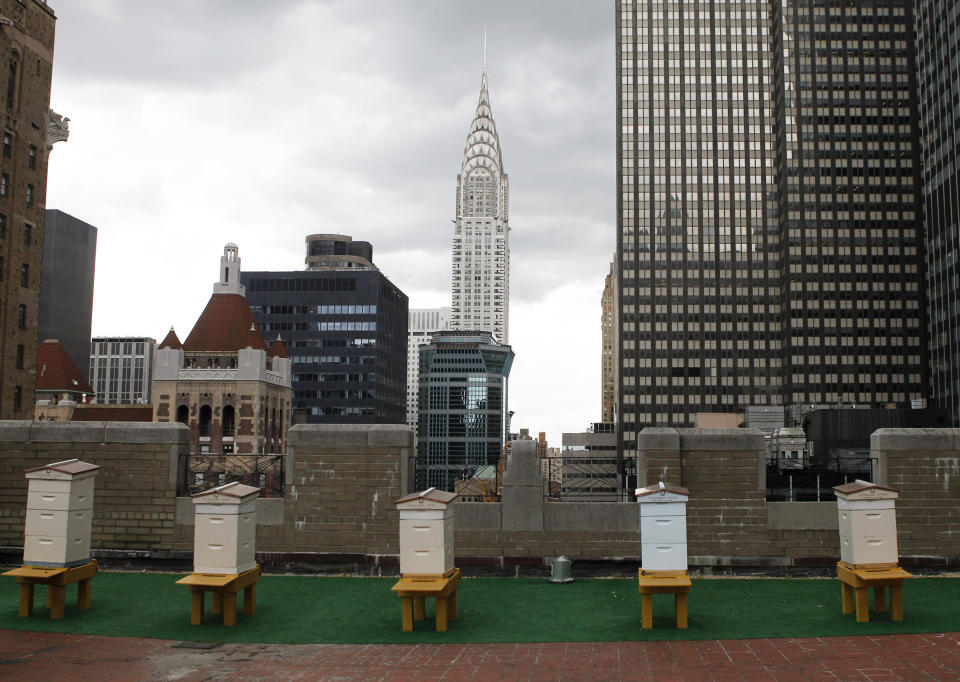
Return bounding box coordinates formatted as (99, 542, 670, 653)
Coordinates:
(88, 337, 155, 405)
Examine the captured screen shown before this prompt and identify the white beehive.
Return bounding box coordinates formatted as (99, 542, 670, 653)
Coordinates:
(834, 480, 899, 565)
(23, 459, 100, 567)
(396, 487, 458, 576)
(191, 481, 259, 574)
(636, 482, 689, 572)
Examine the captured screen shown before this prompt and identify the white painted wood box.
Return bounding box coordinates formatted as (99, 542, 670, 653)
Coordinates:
(636, 482, 689, 572)
(834, 480, 899, 565)
(23, 459, 100, 567)
(191, 481, 260, 574)
(396, 487, 458, 576)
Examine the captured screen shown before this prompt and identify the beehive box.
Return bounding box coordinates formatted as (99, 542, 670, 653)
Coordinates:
(23, 459, 100, 567)
(396, 487, 458, 576)
(192, 481, 259, 574)
(636, 482, 689, 572)
(834, 479, 899, 565)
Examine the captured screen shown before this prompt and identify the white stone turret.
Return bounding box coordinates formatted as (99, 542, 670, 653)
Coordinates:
(214, 243, 245, 296)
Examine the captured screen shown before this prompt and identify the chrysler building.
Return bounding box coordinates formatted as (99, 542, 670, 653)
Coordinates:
(450, 69, 510, 344)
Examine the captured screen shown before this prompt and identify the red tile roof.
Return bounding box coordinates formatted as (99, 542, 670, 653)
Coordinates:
(159, 327, 182, 349)
(182, 294, 269, 353)
(71, 405, 154, 422)
(270, 337, 289, 359)
(36, 340, 94, 394)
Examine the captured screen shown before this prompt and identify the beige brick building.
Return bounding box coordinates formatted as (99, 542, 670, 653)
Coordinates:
(0, 0, 57, 418)
(153, 244, 292, 455)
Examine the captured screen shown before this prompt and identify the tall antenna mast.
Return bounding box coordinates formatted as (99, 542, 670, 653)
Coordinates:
(483, 27, 487, 73)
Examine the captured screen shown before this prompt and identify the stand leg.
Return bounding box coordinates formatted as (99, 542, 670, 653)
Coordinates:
(243, 583, 256, 616)
(890, 584, 903, 621)
(46, 586, 52, 609)
(641, 593, 653, 629)
(874, 586, 888, 613)
(77, 578, 92, 610)
(413, 596, 425, 620)
(855, 587, 869, 623)
(448, 589, 458, 622)
(17, 583, 34, 617)
(436, 596, 449, 632)
(841, 582, 854, 614)
(675, 592, 688, 629)
(223, 591, 238, 626)
(190, 590, 204, 625)
(211, 590, 222, 615)
(49, 585, 66, 620)
(401, 596, 413, 632)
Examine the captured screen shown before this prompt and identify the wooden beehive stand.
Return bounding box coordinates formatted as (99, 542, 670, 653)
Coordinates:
(636, 482, 691, 629)
(2, 459, 100, 620)
(391, 488, 460, 631)
(176, 481, 261, 626)
(834, 480, 912, 623)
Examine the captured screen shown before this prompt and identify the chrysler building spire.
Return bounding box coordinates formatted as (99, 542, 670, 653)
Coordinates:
(450, 68, 510, 344)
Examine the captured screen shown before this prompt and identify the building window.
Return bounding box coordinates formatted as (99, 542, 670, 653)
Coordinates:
(1, 173, 9, 196)
(6, 54, 18, 109)
(0, 255, 4, 280)
(23, 223, 30, 245)
(17, 303, 26, 329)
(2, 132, 10, 157)
(20, 263, 28, 287)
(25, 184, 33, 206)
(15, 344, 23, 369)
(0, 213, 6, 238)
(13, 385, 21, 411)
(28, 144, 36, 169)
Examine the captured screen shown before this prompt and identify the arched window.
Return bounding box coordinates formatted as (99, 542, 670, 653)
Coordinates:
(222, 405, 235, 438)
(6, 52, 18, 109)
(198, 405, 212, 437)
(176, 405, 189, 424)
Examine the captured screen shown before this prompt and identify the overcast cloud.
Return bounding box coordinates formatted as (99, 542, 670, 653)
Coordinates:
(46, 1, 615, 444)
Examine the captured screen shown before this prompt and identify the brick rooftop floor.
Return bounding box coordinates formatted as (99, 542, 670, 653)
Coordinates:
(2, 630, 959, 681)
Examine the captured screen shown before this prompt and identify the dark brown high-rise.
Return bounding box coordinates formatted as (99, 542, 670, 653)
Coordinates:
(0, 0, 57, 418)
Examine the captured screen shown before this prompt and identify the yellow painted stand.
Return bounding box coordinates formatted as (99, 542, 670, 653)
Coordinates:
(391, 568, 461, 632)
(176, 565, 260, 626)
(637, 569, 691, 629)
(837, 561, 911, 623)
(3, 560, 98, 619)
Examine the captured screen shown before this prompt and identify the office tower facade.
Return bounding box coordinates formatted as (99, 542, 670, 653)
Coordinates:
(88, 336, 156, 405)
(450, 70, 510, 344)
(154, 244, 292, 455)
(416, 331, 513, 492)
(0, 0, 56, 418)
(615, 0, 927, 453)
(916, 0, 960, 423)
(601, 261, 617, 423)
(407, 307, 451, 432)
(39, 209, 97, 370)
(242, 235, 408, 425)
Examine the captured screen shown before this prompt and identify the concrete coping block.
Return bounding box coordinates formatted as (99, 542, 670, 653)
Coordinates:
(0, 420, 32, 442)
(636, 427, 680, 451)
(678, 428, 764, 452)
(28, 421, 107, 443)
(871, 428, 960, 453)
(103, 422, 190, 444)
(288, 424, 411, 448)
(503, 440, 541, 486)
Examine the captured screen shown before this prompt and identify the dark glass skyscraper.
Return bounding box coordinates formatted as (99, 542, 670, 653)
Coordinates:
(616, 0, 928, 453)
(241, 236, 408, 425)
(916, 0, 960, 423)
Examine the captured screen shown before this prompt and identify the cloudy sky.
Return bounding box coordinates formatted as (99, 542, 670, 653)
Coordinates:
(45, 0, 615, 444)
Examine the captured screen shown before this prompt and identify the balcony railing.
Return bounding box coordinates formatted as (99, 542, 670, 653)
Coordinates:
(178, 452, 285, 498)
(766, 450, 875, 502)
(543, 455, 637, 502)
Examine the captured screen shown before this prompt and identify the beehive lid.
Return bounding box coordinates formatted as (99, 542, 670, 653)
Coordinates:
(396, 487, 458, 509)
(635, 481, 689, 503)
(192, 481, 260, 503)
(25, 458, 100, 480)
(833, 479, 898, 500)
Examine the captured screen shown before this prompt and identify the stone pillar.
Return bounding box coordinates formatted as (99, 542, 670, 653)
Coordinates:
(637, 428, 681, 489)
(501, 439, 543, 531)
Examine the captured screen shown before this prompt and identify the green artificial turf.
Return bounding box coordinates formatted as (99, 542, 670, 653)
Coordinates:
(0, 572, 957, 644)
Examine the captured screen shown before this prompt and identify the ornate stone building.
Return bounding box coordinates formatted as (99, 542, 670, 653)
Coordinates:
(153, 244, 292, 455)
(0, 0, 58, 418)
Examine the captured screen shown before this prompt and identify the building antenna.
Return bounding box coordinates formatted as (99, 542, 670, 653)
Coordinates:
(483, 27, 487, 73)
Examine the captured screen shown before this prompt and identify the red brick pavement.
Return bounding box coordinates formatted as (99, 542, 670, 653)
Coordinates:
(1, 630, 958, 681)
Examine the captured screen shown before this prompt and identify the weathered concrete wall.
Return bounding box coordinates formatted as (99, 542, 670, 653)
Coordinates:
(2, 423, 958, 572)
